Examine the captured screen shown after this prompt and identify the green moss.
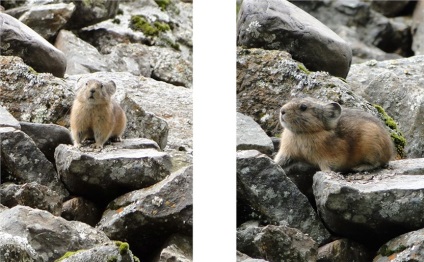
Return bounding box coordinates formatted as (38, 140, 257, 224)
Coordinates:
(130, 15, 171, 37)
(133, 255, 141, 262)
(107, 256, 118, 262)
(114, 241, 129, 255)
(297, 63, 310, 74)
(55, 250, 84, 262)
(155, 0, 170, 11)
(378, 244, 408, 257)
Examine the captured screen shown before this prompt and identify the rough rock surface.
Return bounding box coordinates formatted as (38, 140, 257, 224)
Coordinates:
(98, 165, 193, 260)
(0, 105, 20, 129)
(236, 112, 273, 155)
(412, 0, 424, 55)
(237, 251, 268, 262)
(317, 239, 372, 262)
(237, 150, 330, 245)
(347, 55, 424, 158)
(313, 158, 424, 245)
(237, 0, 352, 78)
(373, 227, 424, 262)
(64, 0, 119, 30)
(0, 13, 67, 77)
(55, 142, 171, 203)
(0, 205, 110, 262)
(61, 197, 102, 227)
(0, 231, 42, 262)
(155, 234, 193, 262)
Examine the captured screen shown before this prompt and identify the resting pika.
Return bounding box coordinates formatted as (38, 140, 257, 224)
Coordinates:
(274, 97, 395, 172)
(70, 79, 127, 149)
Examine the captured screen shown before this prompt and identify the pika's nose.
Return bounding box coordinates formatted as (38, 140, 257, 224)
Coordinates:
(90, 89, 95, 94)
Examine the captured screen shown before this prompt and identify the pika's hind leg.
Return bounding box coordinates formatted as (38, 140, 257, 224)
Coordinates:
(72, 129, 85, 148)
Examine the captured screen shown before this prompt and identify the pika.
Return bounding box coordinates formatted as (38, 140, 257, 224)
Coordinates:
(70, 79, 127, 149)
(274, 97, 395, 172)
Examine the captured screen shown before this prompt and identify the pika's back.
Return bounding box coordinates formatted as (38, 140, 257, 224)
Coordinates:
(275, 97, 395, 172)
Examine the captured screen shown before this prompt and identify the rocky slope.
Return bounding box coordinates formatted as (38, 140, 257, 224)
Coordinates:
(237, 0, 424, 261)
(0, 0, 192, 261)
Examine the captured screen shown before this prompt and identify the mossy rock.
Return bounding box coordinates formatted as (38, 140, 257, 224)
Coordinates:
(155, 0, 171, 11)
(130, 15, 171, 37)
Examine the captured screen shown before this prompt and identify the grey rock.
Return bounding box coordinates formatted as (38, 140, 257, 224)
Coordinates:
(412, 0, 424, 55)
(317, 239, 372, 262)
(55, 143, 172, 203)
(57, 241, 138, 262)
(373, 228, 424, 262)
(347, 55, 424, 158)
(55, 29, 108, 75)
(18, 3, 76, 41)
(61, 197, 102, 227)
(155, 234, 192, 262)
(0, 105, 20, 129)
(20, 122, 73, 165)
(107, 43, 153, 77)
(369, 0, 410, 17)
(0, 232, 42, 262)
(0, 56, 73, 124)
(237, 112, 273, 155)
(0, 182, 63, 216)
(0, 13, 67, 77)
(0, 127, 69, 199)
(237, 251, 268, 262)
(98, 165, 193, 260)
(237, 150, 331, 245)
(237, 0, 352, 78)
(0, 205, 110, 262)
(313, 159, 424, 244)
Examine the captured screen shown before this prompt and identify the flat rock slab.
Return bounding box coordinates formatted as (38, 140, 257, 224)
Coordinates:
(237, 112, 273, 155)
(237, 0, 352, 78)
(55, 142, 171, 203)
(313, 159, 424, 244)
(0, 105, 20, 129)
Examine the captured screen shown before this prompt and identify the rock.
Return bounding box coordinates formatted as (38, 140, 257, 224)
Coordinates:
(0, 56, 73, 125)
(98, 165, 193, 260)
(56, 241, 139, 262)
(412, 0, 424, 55)
(0, 105, 20, 129)
(107, 43, 153, 77)
(236, 112, 273, 155)
(20, 122, 73, 165)
(18, 3, 76, 41)
(55, 142, 172, 203)
(237, 223, 317, 262)
(0, 127, 69, 199)
(347, 55, 424, 158)
(237, 0, 352, 78)
(313, 159, 424, 246)
(237, 150, 331, 245)
(64, 0, 119, 30)
(0, 13, 67, 77)
(0, 182, 63, 216)
(0, 231, 42, 262)
(0, 205, 110, 262)
(236, 251, 268, 262)
(154, 234, 192, 262)
(55, 29, 108, 75)
(61, 197, 102, 227)
(373, 228, 424, 262)
(317, 239, 372, 262)
(369, 0, 410, 17)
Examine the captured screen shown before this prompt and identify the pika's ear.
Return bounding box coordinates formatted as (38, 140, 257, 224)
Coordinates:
(324, 102, 342, 129)
(104, 80, 116, 95)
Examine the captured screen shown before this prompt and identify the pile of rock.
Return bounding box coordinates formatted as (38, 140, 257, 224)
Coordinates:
(237, 0, 424, 261)
(0, 0, 192, 261)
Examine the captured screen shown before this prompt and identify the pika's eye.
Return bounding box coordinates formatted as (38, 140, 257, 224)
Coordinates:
(300, 104, 307, 111)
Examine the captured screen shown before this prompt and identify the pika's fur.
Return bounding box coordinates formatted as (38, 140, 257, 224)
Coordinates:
(274, 97, 395, 172)
(70, 79, 127, 149)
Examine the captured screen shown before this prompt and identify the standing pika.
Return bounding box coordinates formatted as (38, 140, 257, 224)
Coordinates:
(274, 97, 395, 172)
(70, 79, 127, 149)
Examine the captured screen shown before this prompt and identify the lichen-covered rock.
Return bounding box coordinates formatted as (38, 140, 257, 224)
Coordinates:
(369, 0, 410, 17)
(313, 159, 424, 245)
(237, 222, 317, 262)
(237, 150, 331, 245)
(0, 205, 110, 262)
(347, 55, 424, 158)
(317, 239, 372, 262)
(155, 234, 192, 262)
(236, 112, 273, 155)
(0, 231, 42, 262)
(55, 142, 172, 203)
(107, 43, 153, 77)
(237, 0, 352, 78)
(412, 0, 424, 55)
(0, 127, 69, 199)
(18, 3, 76, 41)
(237, 251, 268, 262)
(56, 241, 139, 262)
(0, 105, 20, 129)
(0, 13, 67, 77)
(0, 182, 63, 216)
(0, 56, 73, 125)
(98, 165, 193, 260)
(61, 197, 102, 227)
(373, 228, 424, 262)
(20, 122, 73, 165)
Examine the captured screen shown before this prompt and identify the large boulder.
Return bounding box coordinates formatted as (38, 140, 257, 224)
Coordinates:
(0, 13, 67, 77)
(237, 0, 352, 78)
(236, 112, 273, 155)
